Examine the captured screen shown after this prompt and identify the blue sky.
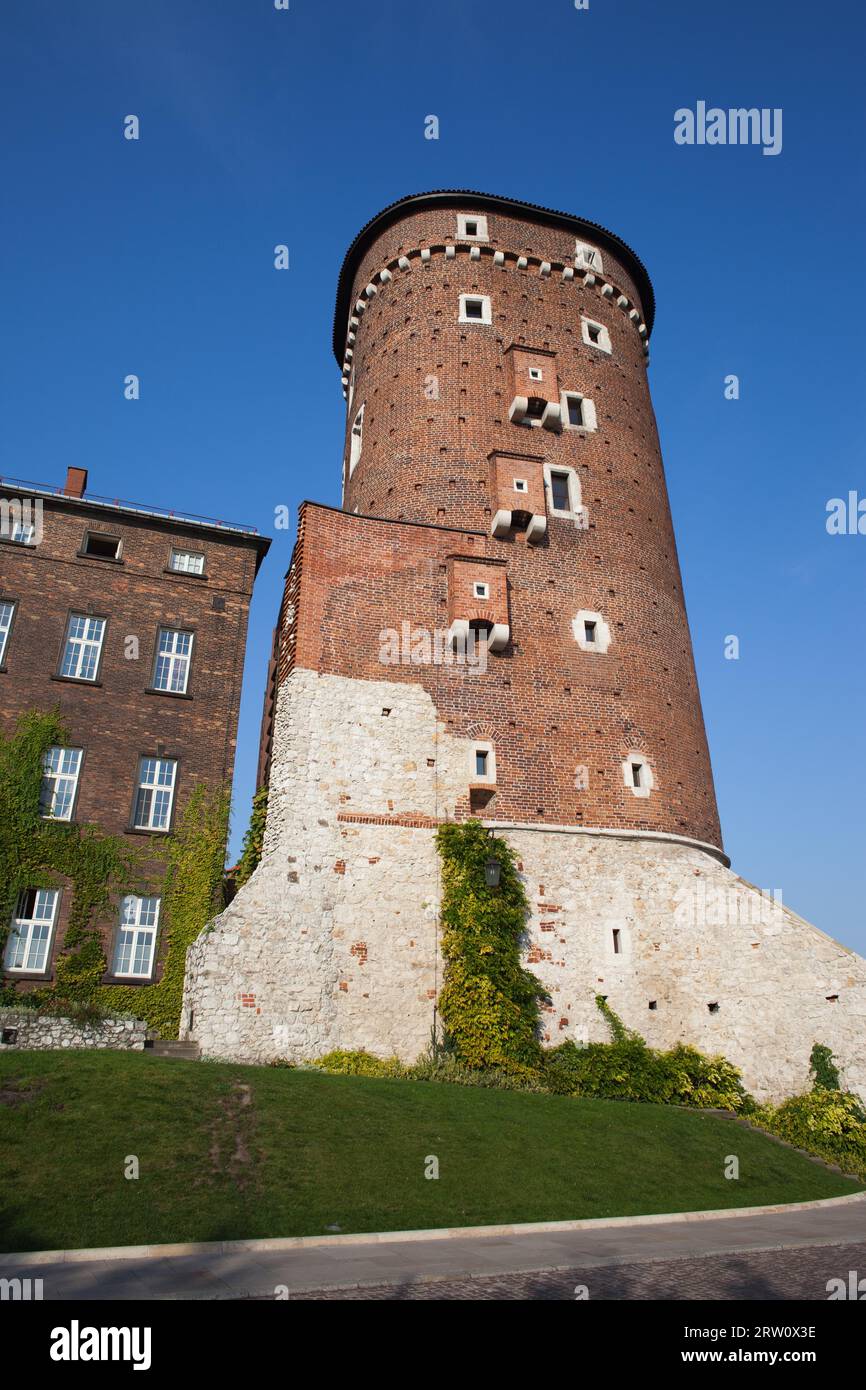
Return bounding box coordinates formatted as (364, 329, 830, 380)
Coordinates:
(2, 0, 864, 950)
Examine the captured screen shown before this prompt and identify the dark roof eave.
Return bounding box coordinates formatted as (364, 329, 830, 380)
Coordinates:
(332, 189, 655, 364)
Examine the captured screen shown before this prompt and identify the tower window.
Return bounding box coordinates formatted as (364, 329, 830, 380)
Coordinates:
(550, 471, 571, 511)
(623, 754, 653, 798)
(475, 749, 488, 777)
(349, 404, 364, 476)
(573, 610, 611, 653)
(470, 741, 496, 784)
(459, 293, 492, 325)
(473, 582, 489, 600)
(457, 213, 488, 240)
(513, 479, 528, 493)
(528, 367, 543, 382)
(561, 391, 597, 432)
(612, 928, 622, 954)
(584, 620, 597, 644)
(582, 318, 612, 354)
(575, 240, 603, 274)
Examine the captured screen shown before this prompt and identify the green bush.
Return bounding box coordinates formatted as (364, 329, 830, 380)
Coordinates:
(755, 1090, 866, 1179)
(311, 1049, 405, 1078)
(809, 1043, 841, 1092)
(408, 1052, 547, 1092)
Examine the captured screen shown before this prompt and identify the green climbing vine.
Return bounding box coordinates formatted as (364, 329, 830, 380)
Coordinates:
(0, 708, 230, 1037)
(435, 819, 546, 1073)
(234, 785, 268, 888)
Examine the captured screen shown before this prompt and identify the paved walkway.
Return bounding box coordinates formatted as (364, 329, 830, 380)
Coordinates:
(7, 1196, 866, 1300)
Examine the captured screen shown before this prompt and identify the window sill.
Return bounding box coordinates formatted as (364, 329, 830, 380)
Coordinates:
(125, 826, 171, 838)
(144, 687, 193, 700)
(50, 675, 103, 687)
(101, 974, 155, 986)
(75, 552, 124, 565)
(2, 970, 52, 981)
(162, 568, 208, 581)
(0, 538, 37, 551)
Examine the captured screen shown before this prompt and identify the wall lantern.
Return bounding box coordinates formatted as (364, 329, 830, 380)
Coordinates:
(484, 858, 502, 888)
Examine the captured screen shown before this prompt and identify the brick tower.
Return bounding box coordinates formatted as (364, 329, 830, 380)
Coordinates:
(184, 192, 866, 1102)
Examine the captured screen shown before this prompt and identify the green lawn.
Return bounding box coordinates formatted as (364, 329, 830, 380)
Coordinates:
(0, 1050, 860, 1253)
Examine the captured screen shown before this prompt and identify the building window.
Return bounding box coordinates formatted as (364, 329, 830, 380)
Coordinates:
(550, 471, 571, 511)
(39, 747, 83, 821)
(0, 600, 15, 664)
(10, 520, 37, 545)
(623, 754, 654, 799)
(132, 757, 177, 831)
(473, 582, 490, 600)
(575, 240, 604, 274)
(582, 317, 612, 354)
(561, 391, 597, 431)
(112, 895, 161, 979)
(349, 404, 364, 476)
(528, 367, 543, 383)
(458, 293, 492, 325)
(152, 628, 193, 694)
(457, 213, 488, 241)
(81, 532, 122, 561)
(572, 610, 612, 653)
(513, 479, 528, 494)
(4, 889, 59, 973)
(470, 740, 497, 784)
(169, 549, 205, 575)
(60, 614, 106, 682)
(612, 928, 622, 955)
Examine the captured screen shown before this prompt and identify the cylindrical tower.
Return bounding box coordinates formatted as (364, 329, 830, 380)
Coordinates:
(333, 191, 721, 850)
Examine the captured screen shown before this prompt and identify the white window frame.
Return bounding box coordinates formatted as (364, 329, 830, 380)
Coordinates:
(349, 404, 364, 476)
(457, 213, 488, 241)
(623, 753, 654, 799)
(133, 757, 177, 831)
(561, 390, 597, 432)
(40, 746, 83, 821)
(112, 895, 161, 979)
(0, 600, 15, 664)
(575, 240, 604, 274)
(169, 549, 205, 575)
(513, 478, 528, 494)
(528, 366, 543, 383)
(543, 462, 587, 527)
(572, 610, 612, 653)
(4, 888, 59, 974)
(82, 531, 122, 561)
(60, 614, 106, 682)
(458, 293, 492, 326)
(471, 740, 497, 785)
(152, 627, 194, 694)
(473, 581, 490, 600)
(10, 520, 37, 545)
(582, 317, 612, 354)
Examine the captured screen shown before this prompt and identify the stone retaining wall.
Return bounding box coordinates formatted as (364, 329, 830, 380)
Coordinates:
(0, 1010, 147, 1052)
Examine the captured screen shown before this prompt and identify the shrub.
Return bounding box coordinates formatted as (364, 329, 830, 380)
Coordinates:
(408, 1053, 547, 1092)
(755, 1090, 866, 1179)
(809, 1043, 841, 1092)
(311, 1049, 405, 1078)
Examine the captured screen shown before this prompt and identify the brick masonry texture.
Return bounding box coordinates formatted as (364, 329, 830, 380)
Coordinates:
(0, 489, 267, 987)
(184, 196, 866, 1100)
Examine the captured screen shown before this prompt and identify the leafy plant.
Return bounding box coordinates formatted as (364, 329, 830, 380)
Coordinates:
(809, 1042, 841, 1092)
(234, 786, 268, 889)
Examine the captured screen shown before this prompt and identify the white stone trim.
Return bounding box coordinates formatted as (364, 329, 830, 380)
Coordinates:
(471, 739, 497, 784)
(457, 213, 489, 241)
(623, 753, 654, 799)
(348, 403, 364, 476)
(561, 390, 597, 432)
(572, 609, 612, 653)
(458, 293, 492, 325)
(581, 317, 612, 353)
(482, 820, 730, 867)
(526, 513, 547, 544)
(543, 461, 586, 527)
(575, 240, 604, 274)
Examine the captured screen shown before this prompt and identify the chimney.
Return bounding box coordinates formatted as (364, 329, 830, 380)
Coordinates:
(64, 467, 88, 498)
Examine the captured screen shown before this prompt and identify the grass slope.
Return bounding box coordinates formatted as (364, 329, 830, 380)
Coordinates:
(0, 1051, 860, 1253)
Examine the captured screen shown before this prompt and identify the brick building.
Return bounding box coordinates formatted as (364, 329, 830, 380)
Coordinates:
(0, 466, 269, 988)
(184, 192, 866, 1102)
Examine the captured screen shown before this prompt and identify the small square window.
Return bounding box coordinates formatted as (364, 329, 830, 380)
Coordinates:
(473, 582, 489, 600)
(465, 220, 478, 236)
(513, 479, 528, 493)
(528, 367, 543, 382)
(82, 533, 122, 561)
(575, 241, 604, 274)
(582, 318, 612, 353)
(459, 294, 492, 325)
(457, 213, 488, 240)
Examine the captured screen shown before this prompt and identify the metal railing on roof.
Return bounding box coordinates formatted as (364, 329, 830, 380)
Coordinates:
(0, 475, 261, 537)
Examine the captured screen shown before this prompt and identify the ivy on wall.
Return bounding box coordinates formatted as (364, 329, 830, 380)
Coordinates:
(233, 785, 268, 889)
(0, 709, 229, 1038)
(435, 819, 546, 1073)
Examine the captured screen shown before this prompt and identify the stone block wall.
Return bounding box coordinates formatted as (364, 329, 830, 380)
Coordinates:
(0, 1010, 147, 1051)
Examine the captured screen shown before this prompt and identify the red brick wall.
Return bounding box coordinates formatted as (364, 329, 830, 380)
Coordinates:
(0, 493, 266, 985)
